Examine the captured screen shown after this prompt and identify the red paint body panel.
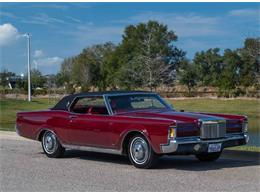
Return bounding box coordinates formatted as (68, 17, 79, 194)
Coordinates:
(16, 96, 247, 154)
(16, 110, 173, 153)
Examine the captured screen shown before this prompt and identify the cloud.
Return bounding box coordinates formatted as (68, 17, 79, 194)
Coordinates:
(113, 12, 222, 38)
(63, 11, 225, 50)
(33, 50, 44, 58)
(0, 23, 20, 47)
(34, 57, 63, 67)
(22, 13, 66, 26)
(229, 9, 260, 17)
(0, 11, 17, 19)
(66, 16, 82, 23)
(24, 4, 70, 10)
(22, 13, 85, 28)
(0, 3, 70, 10)
(66, 24, 123, 46)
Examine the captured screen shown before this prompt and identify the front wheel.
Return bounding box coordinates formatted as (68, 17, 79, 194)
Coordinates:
(128, 135, 158, 169)
(195, 152, 222, 162)
(42, 131, 65, 158)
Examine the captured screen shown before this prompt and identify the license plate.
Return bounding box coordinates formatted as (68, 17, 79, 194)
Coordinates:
(208, 143, 222, 153)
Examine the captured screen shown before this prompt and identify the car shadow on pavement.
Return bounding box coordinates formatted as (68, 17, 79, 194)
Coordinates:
(63, 149, 131, 165)
(61, 149, 260, 171)
(157, 150, 260, 171)
(157, 156, 259, 171)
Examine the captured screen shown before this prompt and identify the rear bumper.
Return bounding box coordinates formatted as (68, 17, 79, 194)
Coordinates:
(160, 133, 249, 154)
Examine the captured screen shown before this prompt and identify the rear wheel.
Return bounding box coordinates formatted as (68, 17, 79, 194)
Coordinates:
(42, 131, 65, 158)
(195, 152, 222, 162)
(128, 135, 158, 169)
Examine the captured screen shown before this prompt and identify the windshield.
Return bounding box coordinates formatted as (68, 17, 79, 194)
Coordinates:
(107, 94, 171, 114)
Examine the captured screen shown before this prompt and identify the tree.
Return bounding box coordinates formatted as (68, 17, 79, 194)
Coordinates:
(219, 49, 242, 90)
(193, 48, 223, 86)
(179, 60, 197, 94)
(23, 69, 45, 91)
(116, 20, 185, 90)
(56, 57, 75, 91)
(58, 42, 116, 92)
(31, 69, 45, 88)
(238, 38, 260, 87)
(0, 70, 15, 87)
(88, 42, 116, 90)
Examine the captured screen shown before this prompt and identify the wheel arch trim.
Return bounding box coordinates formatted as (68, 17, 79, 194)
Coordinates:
(120, 129, 157, 154)
(36, 128, 62, 144)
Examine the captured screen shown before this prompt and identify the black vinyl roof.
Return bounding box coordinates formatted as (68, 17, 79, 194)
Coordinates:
(52, 90, 152, 111)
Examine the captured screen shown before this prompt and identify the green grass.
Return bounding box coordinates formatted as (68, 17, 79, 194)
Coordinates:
(225, 145, 260, 152)
(0, 97, 259, 133)
(0, 98, 58, 130)
(167, 98, 260, 133)
(0, 97, 259, 151)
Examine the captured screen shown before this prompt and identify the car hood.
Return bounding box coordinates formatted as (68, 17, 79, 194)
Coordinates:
(117, 109, 225, 123)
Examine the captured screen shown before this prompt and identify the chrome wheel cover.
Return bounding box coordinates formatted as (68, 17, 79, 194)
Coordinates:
(130, 137, 149, 165)
(43, 131, 58, 154)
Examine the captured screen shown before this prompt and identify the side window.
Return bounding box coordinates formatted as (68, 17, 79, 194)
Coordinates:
(70, 96, 108, 115)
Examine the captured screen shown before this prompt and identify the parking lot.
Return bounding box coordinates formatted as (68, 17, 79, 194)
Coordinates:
(0, 131, 259, 191)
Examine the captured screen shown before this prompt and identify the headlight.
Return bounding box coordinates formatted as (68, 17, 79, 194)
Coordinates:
(169, 126, 176, 138)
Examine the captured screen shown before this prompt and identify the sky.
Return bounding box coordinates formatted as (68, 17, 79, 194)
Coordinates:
(0, 2, 259, 75)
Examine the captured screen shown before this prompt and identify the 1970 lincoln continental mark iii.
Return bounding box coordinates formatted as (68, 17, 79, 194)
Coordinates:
(16, 91, 249, 168)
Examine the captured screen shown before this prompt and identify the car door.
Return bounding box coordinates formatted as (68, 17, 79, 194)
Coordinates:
(67, 96, 114, 148)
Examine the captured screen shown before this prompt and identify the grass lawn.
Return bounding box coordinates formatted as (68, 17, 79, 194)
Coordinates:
(225, 145, 260, 152)
(0, 97, 259, 132)
(0, 98, 58, 130)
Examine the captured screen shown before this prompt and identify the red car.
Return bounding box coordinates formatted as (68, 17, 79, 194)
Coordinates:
(16, 91, 249, 168)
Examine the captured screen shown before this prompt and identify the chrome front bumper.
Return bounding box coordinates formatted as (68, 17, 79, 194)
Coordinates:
(161, 133, 249, 154)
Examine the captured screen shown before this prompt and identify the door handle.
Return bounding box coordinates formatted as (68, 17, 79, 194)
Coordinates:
(69, 115, 77, 120)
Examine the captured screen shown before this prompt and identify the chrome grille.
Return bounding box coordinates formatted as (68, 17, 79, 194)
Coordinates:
(200, 120, 226, 139)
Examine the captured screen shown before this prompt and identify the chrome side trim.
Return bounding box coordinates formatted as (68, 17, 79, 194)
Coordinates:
(62, 144, 122, 155)
(160, 133, 249, 154)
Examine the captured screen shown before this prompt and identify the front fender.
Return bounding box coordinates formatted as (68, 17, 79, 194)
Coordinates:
(118, 125, 161, 154)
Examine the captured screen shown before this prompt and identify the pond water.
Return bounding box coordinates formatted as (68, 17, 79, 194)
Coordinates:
(247, 131, 260, 147)
(247, 118, 260, 146)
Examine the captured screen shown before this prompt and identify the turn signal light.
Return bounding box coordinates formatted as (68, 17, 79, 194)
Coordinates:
(243, 121, 248, 133)
(169, 127, 176, 138)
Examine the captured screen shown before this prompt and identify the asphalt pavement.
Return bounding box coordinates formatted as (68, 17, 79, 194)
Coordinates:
(0, 131, 259, 191)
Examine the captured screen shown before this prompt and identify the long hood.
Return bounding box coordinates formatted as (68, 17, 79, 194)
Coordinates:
(117, 109, 225, 123)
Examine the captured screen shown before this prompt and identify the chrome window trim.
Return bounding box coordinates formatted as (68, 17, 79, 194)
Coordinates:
(104, 92, 172, 115)
(68, 95, 111, 116)
(104, 92, 157, 97)
(103, 94, 113, 115)
(67, 92, 161, 116)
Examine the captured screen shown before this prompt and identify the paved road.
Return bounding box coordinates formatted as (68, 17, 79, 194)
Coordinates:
(0, 131, 259, 191)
